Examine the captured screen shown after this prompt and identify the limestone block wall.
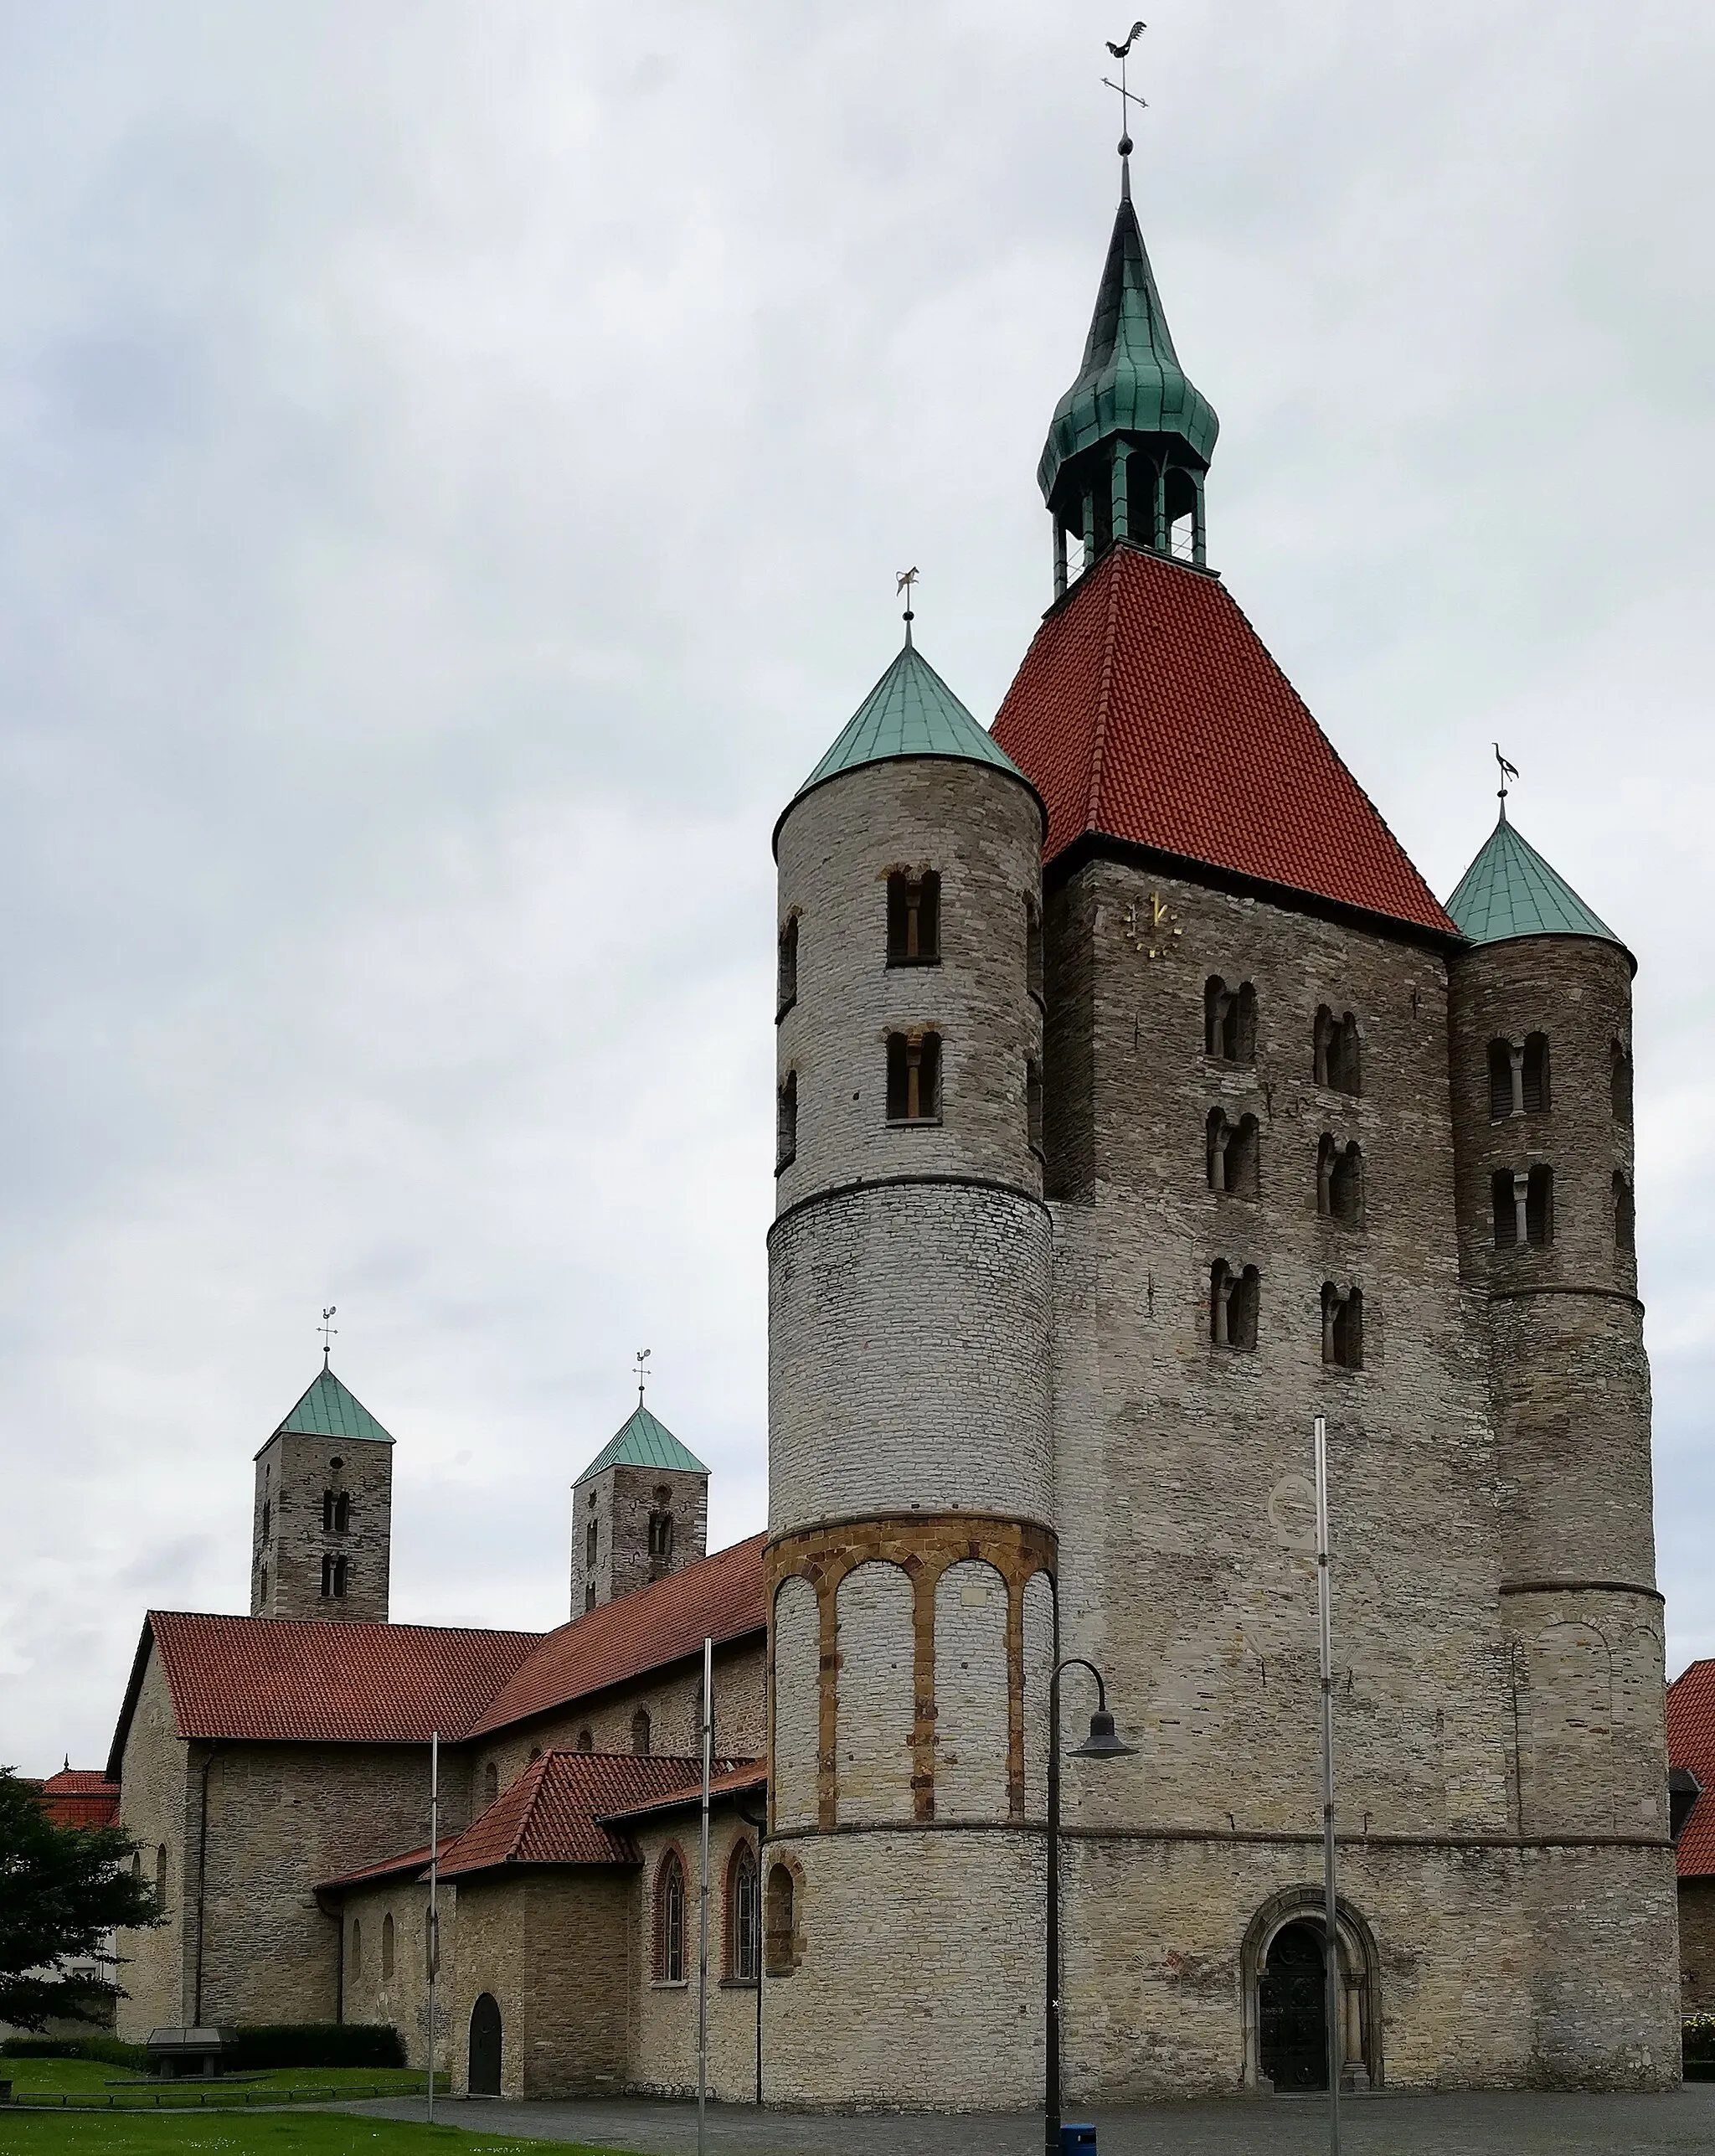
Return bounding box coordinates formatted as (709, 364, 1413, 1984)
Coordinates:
(1682, 1879, 1715, 2013)
(933, 1560, 1011, 1822)
(339, 1878, 439, 2066)
(628, 1814, 766, 2102)
(774, 756, 1044, 1209)
(573, 1462, 709, 1615)
(770, 1580, 819, 1834)
(113, 1651, 193, 2037)
(834, 1562, 914, 1822)
(252, 1430, 392, 1622)
(1504, 1585, 1669, 1839)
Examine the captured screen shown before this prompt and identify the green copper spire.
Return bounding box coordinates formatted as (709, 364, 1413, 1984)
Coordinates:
(574, 1402, 707, 1487)
(775, 630, 1033, 849)
(1039, 157, 1219, 589)
(1445, 807, 1625, 953)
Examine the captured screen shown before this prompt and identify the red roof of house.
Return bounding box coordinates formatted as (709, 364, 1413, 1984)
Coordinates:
(110, 1612, 543, 1772)
(38, 1769, 121, 1830)
(990, 545, 1455, 936)
(1669, 1661, 1715, 1876)
(436, 1751, 755, 1879)
(467, 1534, 768, 1739)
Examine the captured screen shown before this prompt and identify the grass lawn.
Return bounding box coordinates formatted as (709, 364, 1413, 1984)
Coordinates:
(0, 2116, 623, 2154)
(0, 2061, 449, 2103)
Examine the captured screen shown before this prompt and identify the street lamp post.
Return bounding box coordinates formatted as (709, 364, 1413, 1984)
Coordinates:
(1045, 1657, 1135, 2156)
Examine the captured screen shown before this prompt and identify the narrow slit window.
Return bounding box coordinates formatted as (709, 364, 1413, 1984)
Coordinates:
(1026, 903, 1044, 1001)
(886, 870, 940, 965)
(1612, 1040, 1634, 1122)
(585, 1517, 598, 1570)
(1027, 1060, 1044, 1154)
(776, 1070, 798, 1170)
(631, 1708, 651, 1757)
(886, 1032, 941, 1123)
(656, 1853, 687, 1983)
(1614, 1172, 1635, 1255)
(776, 916, 798, 1018)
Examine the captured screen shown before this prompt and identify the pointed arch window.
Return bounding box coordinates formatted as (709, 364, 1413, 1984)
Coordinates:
(655, 1850, 688, 1983)
(726, 1840, 760, 1982)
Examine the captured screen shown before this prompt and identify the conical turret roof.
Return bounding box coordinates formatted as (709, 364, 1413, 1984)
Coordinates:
(1445, 811, 1625, 954)
(1038, 175, 1219, 512)
(775, 634, 1035, 850)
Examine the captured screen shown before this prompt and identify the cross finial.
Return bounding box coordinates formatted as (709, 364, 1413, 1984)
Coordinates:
(1494, 743, 1520, 821)
(319, 1306, 337, 1366)
(1103, 21, 1148, 180)
(634, 1347, 651, 1405)
(896, 566, 919, 646)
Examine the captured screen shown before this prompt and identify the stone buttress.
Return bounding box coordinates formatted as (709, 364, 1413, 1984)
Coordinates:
(764, 627, 1057, 2107)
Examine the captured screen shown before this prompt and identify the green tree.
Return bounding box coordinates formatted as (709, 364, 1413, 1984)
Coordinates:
(0, 1767, 161, 2029)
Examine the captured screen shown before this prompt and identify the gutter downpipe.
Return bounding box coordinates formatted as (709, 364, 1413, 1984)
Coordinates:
(192, 1742, 220, 2024)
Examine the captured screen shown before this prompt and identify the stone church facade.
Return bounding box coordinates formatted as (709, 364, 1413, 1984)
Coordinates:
(102, 147, 1677, 2103)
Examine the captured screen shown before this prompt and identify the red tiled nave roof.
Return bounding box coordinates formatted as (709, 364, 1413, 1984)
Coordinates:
(108, 1536, 768, 1774)
(467, 1532, 767, 1739)
(1669, 1660, 1715, 1876)
(990, 544, 1455, 937)
(38, 1769, 121, 1829)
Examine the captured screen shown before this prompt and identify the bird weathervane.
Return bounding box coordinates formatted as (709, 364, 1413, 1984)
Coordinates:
(1494, 743, 1520, 815)
(634, 1347, 651, 1404)
(1103, 21, 1148, 157)
(319, 1306, 337, 1365)
(896, 566, 919, 642)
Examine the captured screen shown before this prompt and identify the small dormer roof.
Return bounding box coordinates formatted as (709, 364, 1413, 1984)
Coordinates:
(574, 1403, 708, 1487)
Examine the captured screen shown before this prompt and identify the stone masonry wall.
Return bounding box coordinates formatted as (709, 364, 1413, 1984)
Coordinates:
(113, 1650, 193, 2037)
(628, 1813, 765, 2102)
(1681, 1879, 1715, 2014)
(572, 1462, 708, 1615)
(252, 1429, 392, 1622)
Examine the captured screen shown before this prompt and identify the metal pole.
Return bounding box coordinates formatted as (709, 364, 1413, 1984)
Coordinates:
(426, 1730, 439, 2123)
(1044, 1659, 1062, 2156)
(1314, 1418, 1341, 2156)
(698, 1636, 713, 2156)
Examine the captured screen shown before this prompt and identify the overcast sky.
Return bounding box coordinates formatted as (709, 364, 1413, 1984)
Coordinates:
(2, 1, 1711, 1777)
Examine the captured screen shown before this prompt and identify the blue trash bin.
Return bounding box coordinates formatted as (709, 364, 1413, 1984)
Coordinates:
(1060, 2128, 1098, 2154)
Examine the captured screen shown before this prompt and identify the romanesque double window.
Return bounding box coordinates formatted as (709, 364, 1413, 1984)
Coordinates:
(1209, 1260, 1259, 1350)
(649, 1494, 675, 1563)
(1205, 977, 1257, 1063)
(1487, 1034, 1550, 1119)
(320, 1554, 348, 1598)
(887, 1031, 941, 1123)
(776, 1070, 797, 1170)
(1313, 1007, 1362, 1095)
(887, 870, 940, 965)
(1321, 1284, 1363, 1369)
(727, 1840, 760, 1983)
(1491, 1165, 1553, 1249)
(322, 1489, 350, 1534)
(1207, 1111, 1260, 1199)
(1316, 1137, 1363, 1224)
(655, 1850, 688, 1983)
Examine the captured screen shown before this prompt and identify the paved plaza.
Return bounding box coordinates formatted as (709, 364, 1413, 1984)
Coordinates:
(348, 2084, 1715, 2154)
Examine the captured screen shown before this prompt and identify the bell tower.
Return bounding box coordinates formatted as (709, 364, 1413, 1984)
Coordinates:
(250, 1364, 394, 1622)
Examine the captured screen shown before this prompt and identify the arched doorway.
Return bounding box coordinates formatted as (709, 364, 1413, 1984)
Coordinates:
(1259, 1921, 1326, 2091)
(1241, 1886, 1381, 2093)
(468, 1992, 502, 2097)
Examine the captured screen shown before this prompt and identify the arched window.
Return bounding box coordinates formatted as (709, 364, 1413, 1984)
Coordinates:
(576, 1727, 594, 1752)
(1316, 1136, 1362, 1224)
(1521, 1034, 1550, 1115)
(886, 869, 940, 965)
(775, 1070, 797, 1171)
(1496, 1167, 1553, 1247)
(1026, 1060, 1044, 1154)
(649, 1490, 675, 1563)
(655, 1851, 688, 1983)
(1614, 1173, 1635, 1256)
(886, 1032, 941, 1123)
(585, 1582, 596, 1612)
(631, 1709, 651, 1758)
(155, 1844, 167, 1896)
(727, 1840, 760, 1982)
(765, 1860, 796, 1977)
(1488, 1039, 1516, 1121)
(528, 1746, 542, 1764)
(260, 1500, 270, 1542)
(1321, 1284, 1364, 1369)
(1210, 1261, 1259, 1351)
(585, 1517, 598, 1571)
(1314, 1007, 1361, 1096)
(1612, 1039, 1634, 1122)
(1526, 1164, 1553, 1246)
(776, 915, 798, 1019)
(350, 1917, 362, 1976)
(382, 1911, 395, 1978)
(482, 1761, 499, 1809)
(259, 1565, 267, 1605)
(1208, 1112, 1260, 1199)
(1204, 977, 1257, 1064)
(321, 1553, 348, 1599)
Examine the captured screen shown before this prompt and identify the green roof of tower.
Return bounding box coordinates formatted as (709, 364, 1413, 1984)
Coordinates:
(776, 632, 1033, 849)
(273, 1366, 394, 1444)
(1445, 810, 1625, 954)
(1038, 165, 1220, 512)
(574, 1402, 708, 1486)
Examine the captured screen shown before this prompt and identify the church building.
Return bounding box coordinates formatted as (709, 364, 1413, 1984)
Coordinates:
(103, 132, 1677, 2103)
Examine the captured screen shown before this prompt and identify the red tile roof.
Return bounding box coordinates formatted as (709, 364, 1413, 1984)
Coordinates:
(38, 1769, 121, 1830)
(317, 1838, 457, 1892)
(1669, 1661, 1715, 1876)
(110, 1612, 543, 1772)
(436, 1751, 755, 1879)
(467, 1534, 767, 1740)
(991, 545, 1455, 936)
(599, 1760, 767, 1824)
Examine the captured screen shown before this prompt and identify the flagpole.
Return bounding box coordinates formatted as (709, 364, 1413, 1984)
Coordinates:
(698, 1637, 713, 2156)
(426, 1730, 440, 2122)
(1315, 1418, 1341, 2156)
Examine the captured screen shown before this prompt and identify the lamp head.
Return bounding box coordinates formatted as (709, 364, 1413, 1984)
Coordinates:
(1074, 1708, 1136, 1759)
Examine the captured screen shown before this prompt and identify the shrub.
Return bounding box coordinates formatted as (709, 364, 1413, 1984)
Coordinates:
(228, 2024, 405, 2071)
(1, 2035, 147, 2068)
(1686, 2014, 1715, 2067)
